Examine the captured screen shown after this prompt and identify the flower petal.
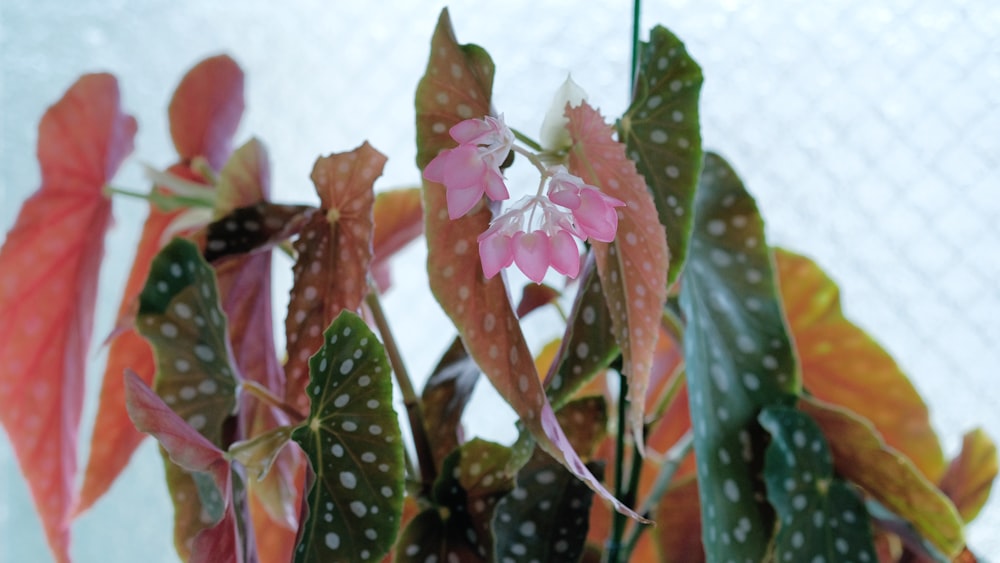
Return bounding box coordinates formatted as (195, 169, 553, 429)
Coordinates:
(478, 232, 514, 278)
(540, 75, 588, 151)
(446, 184, 486, 219)
(549, 229, 582, 278)
(512, 230, 552, 283)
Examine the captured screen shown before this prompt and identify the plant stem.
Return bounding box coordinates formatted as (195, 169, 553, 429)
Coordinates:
(510, 127, 544, 152)
(619, 431, 694, 558)
(630, 0, 642, 98)
(241, 380, 307, 422)
(364, 289, 437, 497)
(605, 372, 630, 563)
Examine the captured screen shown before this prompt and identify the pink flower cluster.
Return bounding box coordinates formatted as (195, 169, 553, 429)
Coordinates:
(424, 116, 624, 283)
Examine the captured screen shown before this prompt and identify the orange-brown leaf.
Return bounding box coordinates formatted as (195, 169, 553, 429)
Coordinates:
(566, 102, 669, 451)
(0, 74, 136, 562)
(938, 428, 998, 523)
(775, 248, 946, 481)
(284, 143, 386, 412)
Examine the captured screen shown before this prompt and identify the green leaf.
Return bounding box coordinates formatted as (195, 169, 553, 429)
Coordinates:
(421, 337, 481, 471)
(758, 405, 878, 563)
(799, 397, 965, 558)
(620, 25, 704, 286)
(395, 439, 514, 562)
(679, 152, 799, 561)
(290, 312, 404, 563)
(545, 255, 619, 410)
(137, 237, 239, 447)
(492, 449, 601, 563)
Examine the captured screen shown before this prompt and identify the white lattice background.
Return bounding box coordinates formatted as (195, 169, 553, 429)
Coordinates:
(1, 1, 998, 560)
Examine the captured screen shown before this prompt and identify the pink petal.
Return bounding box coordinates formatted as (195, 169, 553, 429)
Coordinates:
(478, 232, 514, 278)
(549, 229, 582, 278)
(422, 147, 453, 183)
(449, 118, 492, 144)
(482, 168, 510, 202)
(446, 184, 485, 219)
(576, 189, 621, 242)
(548, 187, 581, 209)
(512, 230, 552, 283)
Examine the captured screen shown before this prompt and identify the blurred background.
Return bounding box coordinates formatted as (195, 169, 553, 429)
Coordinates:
(1, 0, 997, 560)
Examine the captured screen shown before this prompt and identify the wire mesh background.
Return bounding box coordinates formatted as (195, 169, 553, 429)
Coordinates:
(1, 0, 997, 560)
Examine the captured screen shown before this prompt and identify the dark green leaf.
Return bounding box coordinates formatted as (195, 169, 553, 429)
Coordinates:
(759, 406, 878, 563)
(137, 237, 239, 447)
(492, 450, 601, 563)
(545, 255, 618, 410)
(421, 337, 481, 470)
(203, 202, 315, 263)
(395, 439, 514, 562)
(679, 153, 799, 561)
(620, 25, 704, 286)
(291, 312, 404, 563)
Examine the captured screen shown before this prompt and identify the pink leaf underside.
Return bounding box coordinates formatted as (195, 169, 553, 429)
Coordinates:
(169, 54, 245, 170)
(0, 73, 136, 563)
(190, 506, 242, 563)
(284, 142, 387, 413)
(79, 55, 247, 514)
(566, 102, 669, 452)
(417, 14, 641, 520)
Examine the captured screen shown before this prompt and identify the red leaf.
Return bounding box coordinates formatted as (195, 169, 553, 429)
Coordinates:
(416, 9, 641, 521)
(79, 55, 245, 514)
(566, 102, 670, 452)
(284, 143, 387, 412)
(0, 73, 136, 563)
(169, 54, 245, 170)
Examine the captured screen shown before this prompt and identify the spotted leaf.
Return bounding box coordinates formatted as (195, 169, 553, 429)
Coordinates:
(544, 255, 619, 410)
(417, 9, 642, 521)
(371, 187, 424, 292)
(679, 152, 799, 561)
(0, 73, 135, 562)
(284, 143, 386, 413)
(421, 337, 481, 470)
(137, 238, 240, 445)
(775, 248, 946, 481)
(81, 55, 244, 514)
(290, 312, 404, 563)
(798, 397, 965, 558)
(555, 396, 609, 459)
(493, 449, 601, 563)
(620, 25, 704, 286)
(938, 428, 998, 523)
(759, 406, 878, 562)
(396, 439, 514, 562)
(566, 102, 669, 452)
(204, 202, 315, 262)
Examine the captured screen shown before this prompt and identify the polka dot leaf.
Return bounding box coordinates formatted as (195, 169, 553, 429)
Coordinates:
(290, 312, 404, 563)
(0, 73, 136, 563)
(284, 143, 386, 414)
(544, 256, 620, 410)
(81, 56, 244, 515)
(758, 405, 879, 563)
(137, 237, 240, 448)
(421, 337, 482, 470)
(799, 397, 965, 558)
(678, 152, 799, 561)
(395, 439, 514, 562)
(775, 248, 946, 482)
(554, 396, 609, 459)
(417, 10, 642, 521)
(492, 449, 602, 563)
(567, 101, 670, 453)
(620, 25, 704, 287)
(203, 201, 316, 263)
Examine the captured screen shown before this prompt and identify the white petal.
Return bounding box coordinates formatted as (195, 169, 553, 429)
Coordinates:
(539, 75, 588, 151)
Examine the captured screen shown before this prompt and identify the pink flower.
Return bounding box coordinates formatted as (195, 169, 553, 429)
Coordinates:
(547, 166, 625, 243)
(477, 196, 582, 282)
(424, 115, 514, 219)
